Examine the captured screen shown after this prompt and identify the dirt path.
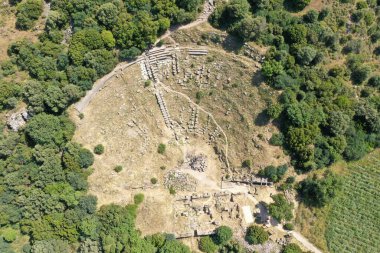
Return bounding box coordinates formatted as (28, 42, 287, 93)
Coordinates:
(290, 231, 324, 253)
(75, 0, 214, 113)
(155, 1, 214, 44)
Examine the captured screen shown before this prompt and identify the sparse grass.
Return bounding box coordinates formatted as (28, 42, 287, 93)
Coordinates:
(134, 193, 144, 205)
(157, 143, 166, 154)
(169, 187, 176, 195)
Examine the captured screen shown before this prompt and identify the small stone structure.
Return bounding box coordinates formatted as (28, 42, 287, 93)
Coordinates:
(7, 110, 29, 131)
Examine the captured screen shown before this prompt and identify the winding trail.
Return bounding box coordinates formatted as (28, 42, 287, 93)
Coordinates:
(75, 0, 214, 113)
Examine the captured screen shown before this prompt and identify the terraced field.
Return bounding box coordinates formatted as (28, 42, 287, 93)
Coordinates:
(326, 150, 380, 253)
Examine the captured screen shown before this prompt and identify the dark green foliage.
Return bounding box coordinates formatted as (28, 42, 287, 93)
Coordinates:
(282, 243, 303, 253)
(283, 223, 294, 230)
(0, 81, 22, 111)
(297, 171, 342, 207)
(214, 226, 233, 245)
(16, 0, 43, 30)
(114, 166, 123, 173)
(151, 177, 158, 184)
(242, 159, 252, 168)
(199, 236, 218, 253)
(258, 164, 288, 182)
(245, 225, 269, 245)
(351, 65, 371, 84)
(367, 76, 380, 89)
(159, 239, 191, 253)
(269, 133, 284, 146)
(63, 142, 94, 170)
(268, 194, 294, 222)
(120, 47, 142, 61)
(25, 114, 75, 147)
(93, 144, 104, 155)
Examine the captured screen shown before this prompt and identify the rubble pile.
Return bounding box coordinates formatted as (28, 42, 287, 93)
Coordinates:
(164, 170, 197, 191)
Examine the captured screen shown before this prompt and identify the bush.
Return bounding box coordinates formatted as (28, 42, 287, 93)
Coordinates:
(199, 236, 218, 253)
(16, 0, 43, 30)
(282, 243, 303, 253)
(157, 143, 166, 154)
(94, 144, 105, 155)
(245, 225, 269, 245)
(119, 47, 141, 61)
(114, 166, 123, 173)
(134, 193, 144, 205)
(351, 65, 371, 84)
(269, 133, 284, 146)
(297, 171, 342, 207)
(151, 178, 157, 184)
(258, 165, 288, 182)
(169, 187, 176, 195)
(214, 226, 233, 245)
(242, 159, 252, 168)
(268, 194, 294, 222)
(367, 76, 380, 88)
(284, 223, 294, 230)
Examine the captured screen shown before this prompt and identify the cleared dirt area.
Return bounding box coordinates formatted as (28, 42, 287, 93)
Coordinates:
(70, 41, 290, 240)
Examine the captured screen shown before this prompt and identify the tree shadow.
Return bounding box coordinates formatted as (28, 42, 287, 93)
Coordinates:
(254, 110, 270, 126)
(251, 71, 264, 87)
(283, 0, 303, 13)
(222, 34, 244, 53)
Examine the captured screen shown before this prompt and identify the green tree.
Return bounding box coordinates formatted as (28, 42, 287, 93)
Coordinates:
(94, 144, 104, 155)
(268, 194, 294, 222)
(214, 226, 233, 245)
(245, 225, 268, 245)
(16, 0, 43, 30)
(199, 236, 218, 253)
(25, 114, 75, 147)
(96, 3, 119, 29)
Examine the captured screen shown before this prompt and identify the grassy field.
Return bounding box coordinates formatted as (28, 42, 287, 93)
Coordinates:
(325, 149, 380, 253)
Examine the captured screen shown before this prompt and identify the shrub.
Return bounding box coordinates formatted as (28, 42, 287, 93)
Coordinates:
(351, 65, 371, 84)
(367, 76, 380, 88)
(134, 193, 144, 205)
(258, 165, 288, 182)
(245, 225, 268, 245)
(114, 166, 123, 173)
(169, 187, 176, 195)
(214, 226, 233, 245)
(268, 194, 294, 222)
(242, 159, 252, 168)
(199, 236, 218, 253)
(119, 47, 141, 61)
(2, 227, 17, 242)
(144, 80, 151, 87)
(269, 133, 284, 146)
(284, 223, 294, 230)
(151, 178, 157, 184)
(94, 144, 104, 155)
(282, 243, 303, 253)
(157, 143, 166, 154)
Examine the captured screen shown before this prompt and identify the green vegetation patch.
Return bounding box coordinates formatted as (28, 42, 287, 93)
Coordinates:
(325, 151, 380, 253)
